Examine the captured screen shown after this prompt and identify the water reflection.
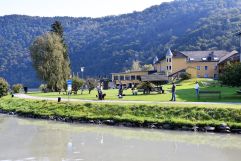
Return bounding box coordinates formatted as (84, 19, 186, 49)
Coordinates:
(0, 114, 240, 161)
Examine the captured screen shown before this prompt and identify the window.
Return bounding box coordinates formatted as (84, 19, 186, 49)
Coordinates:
(167, 66, 169, 70)
(120, 76, 124, 80)
(166, 58, 169, 62)
(214, 65, 218, 70)
(197, 74, 200, 78)
(197, 66, 200, 70)
(169, 58, 172, 62)
(136, 76, 141, 81)
(169, 66, 172, 70)
(114, 76, 119, 80)
(205, 66, 208, 70)
(214, 74, 218, 79)
(131, 75, 136, 80)
(204, 74, 209, 78)
(125, 76, 130, 80)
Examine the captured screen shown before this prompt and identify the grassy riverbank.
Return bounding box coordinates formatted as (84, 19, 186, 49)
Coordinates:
(0, 96, 241, 131)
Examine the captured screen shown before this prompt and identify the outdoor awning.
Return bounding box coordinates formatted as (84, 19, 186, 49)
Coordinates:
(141, 74, 168, 82)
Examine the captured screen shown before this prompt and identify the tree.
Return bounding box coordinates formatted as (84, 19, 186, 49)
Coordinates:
(0, 77, 9, 97)
(142, 64, 154, 71)
(131, 60, 142, 71)
(137, 81, 155, 94)
(72, 76, 84, 94)
(219, 63, 241, 87)
(30, 32, 71, 91)
(51, 21, 70, 66)
(86, 78, 98, 94)
(51, 21, 64, 38)
(180, 72, 191, 80)
(12, 84, 23, 93)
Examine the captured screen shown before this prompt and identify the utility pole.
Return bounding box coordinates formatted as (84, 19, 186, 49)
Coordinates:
(236, 32, 241, 63)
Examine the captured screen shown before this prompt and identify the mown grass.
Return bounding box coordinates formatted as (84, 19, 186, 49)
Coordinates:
(0, 96, 241, 128)
(27, 78, 241, 102)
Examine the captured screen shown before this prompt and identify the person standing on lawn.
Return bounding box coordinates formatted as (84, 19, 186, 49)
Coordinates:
(195, 81, 199, 97)
(170, 82, 176, 101)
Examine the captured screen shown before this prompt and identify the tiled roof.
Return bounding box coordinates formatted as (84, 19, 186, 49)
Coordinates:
(180, 50, 229, 62)
(218, 50, 238, 64)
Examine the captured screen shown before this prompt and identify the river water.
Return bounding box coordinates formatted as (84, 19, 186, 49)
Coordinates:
(0, 114, 240, 161)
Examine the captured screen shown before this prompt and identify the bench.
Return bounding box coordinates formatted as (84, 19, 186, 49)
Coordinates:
(236, 90, 241, 94)
(137, 89, 144, 92)
(198, 91, 221, 99)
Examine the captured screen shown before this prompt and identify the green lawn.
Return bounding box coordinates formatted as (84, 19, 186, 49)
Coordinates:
(28, 78, 241, 102)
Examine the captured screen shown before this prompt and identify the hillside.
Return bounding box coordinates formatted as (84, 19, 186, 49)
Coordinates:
(0, 0, 241, 86)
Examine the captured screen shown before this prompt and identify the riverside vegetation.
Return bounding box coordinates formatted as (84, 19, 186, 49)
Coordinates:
(0, 96, 241, 134)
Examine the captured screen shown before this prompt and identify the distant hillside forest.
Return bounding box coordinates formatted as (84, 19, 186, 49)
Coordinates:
(0, 0, 241, 87)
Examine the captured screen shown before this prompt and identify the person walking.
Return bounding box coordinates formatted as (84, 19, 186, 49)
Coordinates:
(170, 82, 176, 101)
(97, 84, 103, 100)
(195, 81, 199, 97)
(118, 83, 123, 98)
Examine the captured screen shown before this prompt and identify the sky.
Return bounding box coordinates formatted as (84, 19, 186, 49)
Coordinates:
(0, 0, 173, 18)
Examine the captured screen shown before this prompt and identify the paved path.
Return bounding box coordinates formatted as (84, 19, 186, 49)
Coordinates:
(14, 93, 241, 105)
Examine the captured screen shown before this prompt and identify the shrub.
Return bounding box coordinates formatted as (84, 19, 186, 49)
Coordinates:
(180, 72, 191, 80)
(39, 84, 48, 93)
(12, 84, 23, 93)
(72, 76, 84, 94)
(86, 78, 98, 94)
(0, 77, 9, 97)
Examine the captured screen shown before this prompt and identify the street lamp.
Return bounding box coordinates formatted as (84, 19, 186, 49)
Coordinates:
(80, 67, 85, 79)
(80, 67, 85, 94)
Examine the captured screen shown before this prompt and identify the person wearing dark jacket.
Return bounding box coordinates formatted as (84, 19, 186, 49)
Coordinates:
(170, 82, 176, 101)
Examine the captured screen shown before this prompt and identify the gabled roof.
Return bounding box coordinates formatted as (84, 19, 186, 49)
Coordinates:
(218, 50, 239, 64)
(154, 50, 237, 64)
(180, 50, 228, 62)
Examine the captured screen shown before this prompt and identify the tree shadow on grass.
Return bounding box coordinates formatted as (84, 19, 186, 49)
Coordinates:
(176, 86, 241, 103)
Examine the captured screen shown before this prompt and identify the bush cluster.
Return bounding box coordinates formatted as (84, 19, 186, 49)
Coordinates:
(0, 77, 9, 97)
(12, 84, 23, 93)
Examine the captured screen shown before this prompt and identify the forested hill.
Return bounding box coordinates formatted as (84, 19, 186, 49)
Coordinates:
(1, 0, 241, 87)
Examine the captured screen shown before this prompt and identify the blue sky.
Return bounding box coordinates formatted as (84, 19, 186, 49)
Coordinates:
(0, 0, 173, 18)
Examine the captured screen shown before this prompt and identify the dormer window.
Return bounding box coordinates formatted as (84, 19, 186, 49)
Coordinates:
(214, 57, 219, 61)
(189, 58, 194, 61)
(202, 58, 207, 61)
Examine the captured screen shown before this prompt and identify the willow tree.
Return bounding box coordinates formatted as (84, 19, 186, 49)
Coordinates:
(30, 33, 71, 91)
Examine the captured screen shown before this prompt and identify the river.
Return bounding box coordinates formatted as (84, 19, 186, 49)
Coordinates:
(0, 114, 240, 161)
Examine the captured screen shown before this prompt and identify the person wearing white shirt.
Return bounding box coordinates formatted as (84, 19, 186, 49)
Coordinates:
(195, 81, 199, 97)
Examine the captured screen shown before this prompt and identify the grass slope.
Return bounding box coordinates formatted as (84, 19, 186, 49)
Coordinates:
(28, 79, 241, 102)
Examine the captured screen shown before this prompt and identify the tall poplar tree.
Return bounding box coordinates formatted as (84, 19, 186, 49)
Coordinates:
(51, 21, 70, 63)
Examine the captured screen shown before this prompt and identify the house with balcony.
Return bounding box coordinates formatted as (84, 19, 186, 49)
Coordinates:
(154, 49, 239, 79)
(111, 49, 240, 87)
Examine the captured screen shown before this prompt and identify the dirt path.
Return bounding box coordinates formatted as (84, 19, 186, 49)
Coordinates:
(14, 93, 241, 105)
